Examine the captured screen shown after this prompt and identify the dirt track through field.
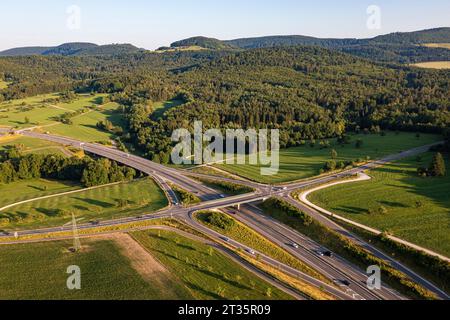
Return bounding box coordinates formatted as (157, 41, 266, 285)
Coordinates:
(96, 233, 175, 289)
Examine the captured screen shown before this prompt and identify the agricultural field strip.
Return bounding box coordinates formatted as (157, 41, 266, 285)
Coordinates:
(0, 181, 123, 212)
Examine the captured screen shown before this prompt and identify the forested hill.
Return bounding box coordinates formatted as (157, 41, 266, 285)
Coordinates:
(0, 42, 142, 57)
(226, 28, 450, 48)
(170, 36, 236, 50)
(224, 28, 450, 63)
(103, 46, 450, 161)
(0, 44, 449, 162)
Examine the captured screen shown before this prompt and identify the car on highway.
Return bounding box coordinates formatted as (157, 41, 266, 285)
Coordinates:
(219, 194, 226, 198)
(245, 248, 256, 255)
(292, 243, 299, 249)
(317, 250, 334, 257)
(220, 236, 230, 242)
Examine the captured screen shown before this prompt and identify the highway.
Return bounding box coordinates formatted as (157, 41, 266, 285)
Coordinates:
(2, 130, 447, 300)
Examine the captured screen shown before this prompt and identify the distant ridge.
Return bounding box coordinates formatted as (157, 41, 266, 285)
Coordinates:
(0, 42, 143, 57)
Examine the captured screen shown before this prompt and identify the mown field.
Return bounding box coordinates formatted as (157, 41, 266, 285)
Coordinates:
(47, 102, 123, 142)
(309, 152, 450, 256)
(0, 135, 69, 157)
(132, 229, 292, 300)
(0, 239, 191, 299)
(216, 132, 441, 183)
(0, 179, 81, 209)
(0, 93, 107, 129)
(0, 178, 168, 230)
(412, 61, 450, 69)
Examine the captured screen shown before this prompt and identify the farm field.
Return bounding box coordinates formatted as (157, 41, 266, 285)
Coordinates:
(0, 179, 81, 209)
(0, 238, 192, 299)
(422, 43, 450, 49)
(0, 178, 168, 230)
(412, 61, 450, 69)
(0, 93, 108, 129)
(216, 132, 441, 183)
(309, 152, 450, 256)
(47, 102, 123, 142)
(131, 229, 292, 300)
(0, 135, 69, 156)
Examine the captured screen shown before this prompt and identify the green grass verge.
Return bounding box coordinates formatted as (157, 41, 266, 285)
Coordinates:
(131, 229, 292, 300)
(309, 152, 450, 257)
(195, 178, 255, 196)
(330, 217, 450, 294)
(196, 211, 328, 283)
(217, 132, 441, 183)
(0, 239, 191, 299)
(170, 184, 201, 206)
(0, 178, 168, 230)
(258, 198, 437, 300)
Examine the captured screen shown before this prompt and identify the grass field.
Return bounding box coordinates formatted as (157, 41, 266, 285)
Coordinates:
(216, 132, 441, 183)
(196, 211, 326, 282)
(151, 99, 185, 120)
(412, 61, 450, 69)
(0, 238, 192, 299)
(0, 135, 69, 156)
(0, 178, 168, 230)
(0, 93, 108, 129)
(0, 179, 81, 209)
(422, 43, 450, 50)
(309, 152, 450, 256)
(47, 102, 123, 142)
(131, 229, 292, 300)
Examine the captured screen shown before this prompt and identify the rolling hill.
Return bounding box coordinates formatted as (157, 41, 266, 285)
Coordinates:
(0, 42, 143, 57)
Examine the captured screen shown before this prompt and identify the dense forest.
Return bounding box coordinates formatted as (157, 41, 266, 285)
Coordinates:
(0, 43, 449, 163)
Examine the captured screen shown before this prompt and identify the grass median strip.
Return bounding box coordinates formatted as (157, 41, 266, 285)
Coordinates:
(195, 211, 329, 284)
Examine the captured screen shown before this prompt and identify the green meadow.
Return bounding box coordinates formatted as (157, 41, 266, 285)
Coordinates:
(0, 135, 69, 157)
(217, 132, 441, 183)
(0, 93, 108, 129)
(48, 102, 124, 142)
(0, 178, 168, 230)
(309, 152, 450, 256)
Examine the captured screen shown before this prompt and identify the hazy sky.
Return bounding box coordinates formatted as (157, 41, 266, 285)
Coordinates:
(0, 0, 449, 50)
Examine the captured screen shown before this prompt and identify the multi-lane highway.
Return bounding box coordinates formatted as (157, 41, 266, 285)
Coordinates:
(1, 130, 448, 300)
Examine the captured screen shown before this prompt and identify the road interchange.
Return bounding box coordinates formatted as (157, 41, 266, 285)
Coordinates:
(1, 130, 448, 300)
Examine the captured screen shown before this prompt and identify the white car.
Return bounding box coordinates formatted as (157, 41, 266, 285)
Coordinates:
(292, 243, 299, 249)
(246, 248, 256, 255)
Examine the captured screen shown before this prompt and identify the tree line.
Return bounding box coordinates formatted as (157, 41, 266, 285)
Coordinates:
(0, 147, 137, 187)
